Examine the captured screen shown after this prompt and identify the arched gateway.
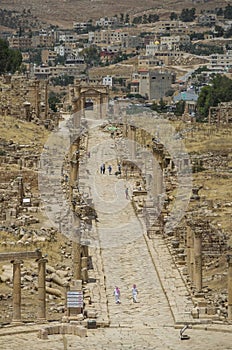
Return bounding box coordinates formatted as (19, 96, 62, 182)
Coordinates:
(70, 81, 109, 118)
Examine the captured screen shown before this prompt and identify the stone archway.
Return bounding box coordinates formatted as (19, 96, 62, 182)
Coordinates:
(71, 82, 109, 118)
(84, 99, 94, 110)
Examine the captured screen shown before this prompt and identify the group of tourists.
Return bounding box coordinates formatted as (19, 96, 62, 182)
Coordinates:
(113, 285, 138, 304)
(100, 163, 121, 176)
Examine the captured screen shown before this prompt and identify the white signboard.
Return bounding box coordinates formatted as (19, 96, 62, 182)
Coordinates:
(67, 291, 83, 308)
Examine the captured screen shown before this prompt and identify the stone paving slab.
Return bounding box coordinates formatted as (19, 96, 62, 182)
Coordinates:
(1, 323, 232, 350)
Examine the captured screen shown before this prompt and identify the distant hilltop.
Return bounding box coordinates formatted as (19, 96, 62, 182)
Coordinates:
(0, 0, 228, 28)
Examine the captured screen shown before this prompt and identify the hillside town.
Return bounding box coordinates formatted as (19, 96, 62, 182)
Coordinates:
(0, 3, 232, 349)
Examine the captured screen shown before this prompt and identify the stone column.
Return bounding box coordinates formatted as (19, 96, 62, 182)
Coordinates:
(12, 260, 23, 324)
(81, 256, 88, 283)
(23, 101, 31, 121)
(37, 258, 47, 322)
(194, 230, 202, 291)
(72, 213, 81, 280)
(65, 283, 70, 317)
(35, 80, 40, 117)
(44, 80, 49, 119)
(99, 93, 103, 119)
(69, 138, 79, 201)
(227, 255, 232, 320)
(186, 226, 194, 282)
(130, 125, 136, 160)
(17, 176, 24, 205)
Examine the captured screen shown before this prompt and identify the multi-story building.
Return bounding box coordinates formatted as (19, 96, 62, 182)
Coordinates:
(208, 50, 232, 72)
(8, 36, 32, 50)
(138, 55, 162, 69)
(91, 30, 111, 44)
(65, 54, 85, 66)
(58, 33, 77, 43)
(41, 50, 58, 65)
(33, 65, 52, 80)
(138, 69, 174, 100)
(155, 20, 187, 33)
(37, 30, 56, 48)
(198, 13, 217, 26)
(145, 42, 184, 65)
(54, 44, 72, 57)
(121, 35, 142, 48)
(130, 72, 140, 94)
(73, 22, 89, 31)
(50, 65, 86, 78)
(90, 29, 128, 46)
(95, 17, 118, 27)
(160, 35, 190, 50)
(103, 75, 113, 87)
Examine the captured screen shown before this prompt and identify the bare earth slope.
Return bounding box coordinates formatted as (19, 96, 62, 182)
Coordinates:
(0, 0, 228, 28)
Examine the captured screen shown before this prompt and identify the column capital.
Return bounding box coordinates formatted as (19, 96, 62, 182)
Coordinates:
(11, 259, 23, 265)
(194, 230, 202, 239)
(37, 257, 48, 264)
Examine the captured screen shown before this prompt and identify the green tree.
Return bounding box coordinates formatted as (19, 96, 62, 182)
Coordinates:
(170, 12, 178, 20)
(224, 4, 232, 19)
(132, 16, 142, 24)
(48, 91, 61, 112)
(80, 46, 100, 67)
(0, 38, 22, 74)
(50, 75, 74, 86)
(148, 14, 159, 23)
(216, 8, 223, 16)
(214, 25, 224, 37)
(142, 14, 148, 24)
(151, 98, 167, 112)
(174, 100, 185, 116)
(180, 8, 196, 22)
(30, 49, 42, 65)
(125, 13, 130, 23)
(197, 75, 232, 119)
(224, 26, 232, 38)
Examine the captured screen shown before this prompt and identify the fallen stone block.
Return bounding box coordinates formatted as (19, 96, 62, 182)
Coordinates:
(38, 328, 48, 339)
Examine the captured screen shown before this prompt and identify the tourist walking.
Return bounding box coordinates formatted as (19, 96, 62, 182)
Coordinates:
(108, 165, 112, 175)
(100, 163, 105, 174)
(125, 187, 129, 199)
(132, 284, 138, 303)
(114, 286, 121, 304)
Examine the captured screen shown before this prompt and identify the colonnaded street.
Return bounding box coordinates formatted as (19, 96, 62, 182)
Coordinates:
(0, 119, 232, 349)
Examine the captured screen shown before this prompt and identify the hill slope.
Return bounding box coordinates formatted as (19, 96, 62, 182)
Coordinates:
(0, 0, 228, 28)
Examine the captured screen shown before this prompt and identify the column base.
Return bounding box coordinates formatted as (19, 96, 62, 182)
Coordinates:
(37, 318, 48, 324)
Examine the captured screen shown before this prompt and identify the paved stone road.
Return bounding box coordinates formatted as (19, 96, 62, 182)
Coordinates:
(1, 119, 232, 349)
(1, 325, 232, 350)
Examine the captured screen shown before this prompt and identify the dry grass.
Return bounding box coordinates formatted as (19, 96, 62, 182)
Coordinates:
(0, 116, 49, 149)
